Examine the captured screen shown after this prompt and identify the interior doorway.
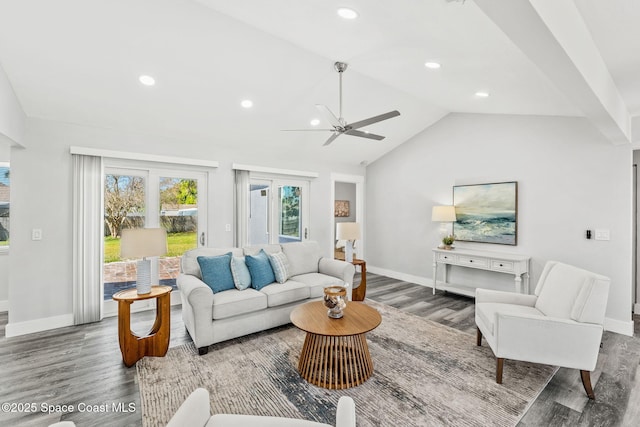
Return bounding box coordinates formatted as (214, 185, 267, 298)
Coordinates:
(330, 173, 364, 260)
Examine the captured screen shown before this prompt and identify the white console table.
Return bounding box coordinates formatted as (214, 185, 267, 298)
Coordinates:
(432, 248, 531, 297)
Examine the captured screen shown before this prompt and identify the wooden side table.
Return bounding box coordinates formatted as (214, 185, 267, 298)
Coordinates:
(336, 254, 367, 301)
(112, 285, 172, 367)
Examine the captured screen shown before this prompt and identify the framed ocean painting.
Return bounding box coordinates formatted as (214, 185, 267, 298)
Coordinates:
(453, 181, 517, 245)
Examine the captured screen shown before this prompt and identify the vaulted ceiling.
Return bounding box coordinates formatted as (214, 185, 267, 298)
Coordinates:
(0, 0, 638, 165)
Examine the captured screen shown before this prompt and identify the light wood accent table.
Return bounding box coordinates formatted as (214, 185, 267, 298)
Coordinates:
(335, 253, 367, 301)
(290, 301, 382, 389)
(112, 285, 172, 367)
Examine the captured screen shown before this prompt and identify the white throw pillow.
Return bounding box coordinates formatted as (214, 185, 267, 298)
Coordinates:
(268, 252, 290, 284)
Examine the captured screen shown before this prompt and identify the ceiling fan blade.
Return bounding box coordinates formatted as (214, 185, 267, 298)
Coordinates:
(280, 129, 334, 132)
(323, 132, 341, 146)
(348, 110, 400, 130)
(345, 129, 385, 141)
(315, 104, 342, 128)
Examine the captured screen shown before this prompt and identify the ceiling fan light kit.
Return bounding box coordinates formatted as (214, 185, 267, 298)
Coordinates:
(283, 61, 400, 146)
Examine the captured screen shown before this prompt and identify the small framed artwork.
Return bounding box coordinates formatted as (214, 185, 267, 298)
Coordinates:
(335, 200, 350, 217)
(453, 181, 517, 245)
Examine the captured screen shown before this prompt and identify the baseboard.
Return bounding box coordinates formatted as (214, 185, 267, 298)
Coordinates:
(368, 265, 634, 337)
(0, 299, 7, 312)
(367, 265, 432, 288)
(5, 313, 74, 338)
(604, 317, 634, 337)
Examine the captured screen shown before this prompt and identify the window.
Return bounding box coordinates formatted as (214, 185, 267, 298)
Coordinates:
(102, 163, 208, 316)
(247, 177, 309, 246)
(0, 162, 9, 250)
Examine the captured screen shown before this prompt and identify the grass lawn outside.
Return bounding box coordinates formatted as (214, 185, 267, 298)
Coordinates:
(104, 231, 197, 263)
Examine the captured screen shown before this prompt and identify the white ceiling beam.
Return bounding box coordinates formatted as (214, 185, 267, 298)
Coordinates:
(474, 0, 631, 145)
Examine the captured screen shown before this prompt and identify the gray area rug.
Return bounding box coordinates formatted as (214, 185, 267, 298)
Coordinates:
(137, 301, 556, 426)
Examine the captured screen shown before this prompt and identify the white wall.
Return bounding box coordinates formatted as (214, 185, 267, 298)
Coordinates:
(366, 113, 633, 333)
(0, 59, 23, 311)
(0, 63, 25, 146)
(7, 118, 363, 332)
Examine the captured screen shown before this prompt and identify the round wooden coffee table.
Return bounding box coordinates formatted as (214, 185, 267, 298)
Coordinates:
(290, 301, 382, 389)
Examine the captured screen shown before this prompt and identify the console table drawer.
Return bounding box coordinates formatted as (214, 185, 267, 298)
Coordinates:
(458, 256, 488, 268)
(491, 260, 515, 272)
(437, 252, 456, 262)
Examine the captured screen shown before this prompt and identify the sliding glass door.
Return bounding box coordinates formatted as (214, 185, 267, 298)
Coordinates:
(248, 178, 309, 246)
(103, 164, 207, 316)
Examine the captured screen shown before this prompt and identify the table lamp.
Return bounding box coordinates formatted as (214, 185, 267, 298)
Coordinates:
(336, 222, 361, 263)
(120, 228, 168, 294)
(432, 205, 456, 246)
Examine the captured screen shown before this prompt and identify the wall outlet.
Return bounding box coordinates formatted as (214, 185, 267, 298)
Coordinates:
(595, 229, 610, 241)
(225, 224, 231, 232)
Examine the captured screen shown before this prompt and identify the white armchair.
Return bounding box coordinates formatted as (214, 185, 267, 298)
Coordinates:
(475, 261, 610, 399)
(167, 388, 356, 427)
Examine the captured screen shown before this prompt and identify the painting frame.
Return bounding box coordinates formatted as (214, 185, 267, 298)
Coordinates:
(334, 200, 350, 217)
(452, 181, 518, 246)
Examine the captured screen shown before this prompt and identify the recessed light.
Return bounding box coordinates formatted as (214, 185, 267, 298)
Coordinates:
(241, 99, 253, 108)
(310, 118, 321, 126)
(337, 7, 358, 20)
(425, 62, 441, 69)
(139, 75, 156, 86)
(475, 91, 489, 98)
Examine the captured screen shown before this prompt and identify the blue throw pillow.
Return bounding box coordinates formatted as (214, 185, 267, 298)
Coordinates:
(245, 249, 276, 290)
(230, 256, 252, 290)
(197, 254, 235, 293)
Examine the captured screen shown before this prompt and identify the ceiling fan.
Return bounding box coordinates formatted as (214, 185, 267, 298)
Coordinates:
(283, 62, 400, 146)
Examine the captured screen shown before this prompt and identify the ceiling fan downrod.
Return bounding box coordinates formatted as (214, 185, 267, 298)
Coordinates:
(335, 62, 348, 123)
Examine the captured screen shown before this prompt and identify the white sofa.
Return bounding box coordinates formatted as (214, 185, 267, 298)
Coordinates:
(48, 389, 356, 427)
(178, 241, 355, 354)
(475, 261, 610, 399)
(167, 388, 356, 427)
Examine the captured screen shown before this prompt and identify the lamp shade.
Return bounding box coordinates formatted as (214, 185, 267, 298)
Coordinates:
(336, 222, 361, 241)
(120, 228, 168, 259)
(432, 206, 456, 222)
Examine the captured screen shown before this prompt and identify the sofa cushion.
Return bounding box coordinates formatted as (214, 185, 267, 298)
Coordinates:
(197, 254, 235, 293)
(282, 241, 321, 277)
(212, 288, 268, 320)
(291, 273, 346, 298)
(209, 414, 332, 427)
(182, 247, 243, 278)
(245, 249, 276, 290)
(476, 302, 543, 335)
(243, 244, 282, 256)
(268, 252, 290, 284)
(259, 280, 310, 307)
(535, 262, 594, 319)
(230, 256, 251, 290)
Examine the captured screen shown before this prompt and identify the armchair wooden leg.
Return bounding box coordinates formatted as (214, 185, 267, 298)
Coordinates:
(476, 327, 482, 346)
(580, 370, 595, 400)
(496, 358, 504, 384)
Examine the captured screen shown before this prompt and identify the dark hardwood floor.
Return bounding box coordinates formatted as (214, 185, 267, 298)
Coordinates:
(1, 274, 638, 426)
